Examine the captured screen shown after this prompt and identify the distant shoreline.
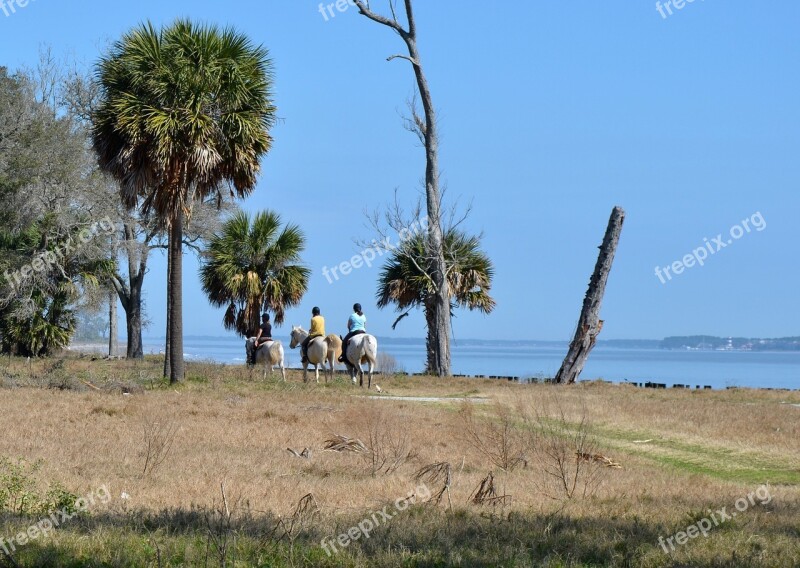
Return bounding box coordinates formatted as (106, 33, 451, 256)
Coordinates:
(65, 339, 799, 391)
(71, 336, 800, 354)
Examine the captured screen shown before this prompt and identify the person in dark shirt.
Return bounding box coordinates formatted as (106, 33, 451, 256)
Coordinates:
(250, 313, 273, 364)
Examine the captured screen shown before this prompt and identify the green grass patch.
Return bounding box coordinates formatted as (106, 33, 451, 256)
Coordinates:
(588, 424, 800, 485)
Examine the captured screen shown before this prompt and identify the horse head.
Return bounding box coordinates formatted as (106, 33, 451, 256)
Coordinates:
(289, 326, 307, 349)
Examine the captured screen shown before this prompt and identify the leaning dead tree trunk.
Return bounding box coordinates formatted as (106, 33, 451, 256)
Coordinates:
(353, 0, 452, 376)
(555, 206, 625, 385)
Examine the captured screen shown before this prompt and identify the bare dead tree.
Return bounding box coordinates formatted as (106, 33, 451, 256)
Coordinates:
(555, 206, 626, 384)
(357, 190, 479, 372)
(353, 0, 452, 376)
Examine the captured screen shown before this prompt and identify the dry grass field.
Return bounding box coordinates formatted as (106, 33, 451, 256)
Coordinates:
(0, 354, 798, 567)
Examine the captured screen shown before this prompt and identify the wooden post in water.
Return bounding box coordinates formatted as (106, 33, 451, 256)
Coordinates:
(555, 206, 625, 385)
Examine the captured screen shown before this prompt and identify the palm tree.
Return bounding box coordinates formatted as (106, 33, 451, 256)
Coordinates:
(200, 211, 309, 337)
(377, 229, 495, 374)
(0, 289, 76, 357)
(92, 20, 276, 383)
(0, 222, 115, 357)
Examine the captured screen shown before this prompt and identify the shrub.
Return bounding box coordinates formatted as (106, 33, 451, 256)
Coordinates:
(523, 394, 605, 500)
(459, 403, 527, 472)
(0, 457, 78, 515)
(377, 352, 404, 375)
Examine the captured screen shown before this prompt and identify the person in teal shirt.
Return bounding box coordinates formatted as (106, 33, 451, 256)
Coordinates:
(339, 303, 367, 363)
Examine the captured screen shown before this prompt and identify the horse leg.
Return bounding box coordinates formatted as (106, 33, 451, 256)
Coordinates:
(325, 353, 331, 384)
(246, 339, 254, 367)
(350, 357, 358, 385)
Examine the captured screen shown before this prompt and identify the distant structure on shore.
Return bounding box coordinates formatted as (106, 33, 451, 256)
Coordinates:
(660, 335, 800, 352)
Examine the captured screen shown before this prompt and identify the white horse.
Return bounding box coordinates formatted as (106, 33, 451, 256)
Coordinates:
(245, 338, 287, 381)
(289, 327, 339, 383)
(342, 333, 378, 389)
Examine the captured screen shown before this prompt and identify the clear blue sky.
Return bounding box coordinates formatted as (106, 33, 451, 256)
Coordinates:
(3, 1, 798, 341)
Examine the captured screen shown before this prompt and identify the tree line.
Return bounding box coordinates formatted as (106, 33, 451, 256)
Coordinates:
(1, 10, 495, 379)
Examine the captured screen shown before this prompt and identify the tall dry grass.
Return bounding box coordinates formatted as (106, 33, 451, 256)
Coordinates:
(0, 354, 798, 565)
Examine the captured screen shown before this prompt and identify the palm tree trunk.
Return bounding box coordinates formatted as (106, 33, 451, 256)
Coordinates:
(163, 237, 171, 378)
(167, 214, 184, 383)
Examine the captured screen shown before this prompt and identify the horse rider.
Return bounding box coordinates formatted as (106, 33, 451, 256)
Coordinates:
(301, 306, 325, 361)
(338, 303, 367, 363)
(249, 313, 273, 365)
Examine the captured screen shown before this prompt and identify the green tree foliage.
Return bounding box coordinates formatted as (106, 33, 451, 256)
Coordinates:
(200, 211, 309, 337)
(92, 20, 277, 382)
(0, 68, 115, 356)
(377, 229, 496, 372)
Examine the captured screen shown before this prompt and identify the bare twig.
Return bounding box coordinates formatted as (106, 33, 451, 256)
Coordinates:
(575, 452, 622, 469)
(387, 54, 418, 65)
(140, 415, 179, 477)
(468, 471, 510, 506)
(413, 462, 452, 509)
(286, 447, 312, 459)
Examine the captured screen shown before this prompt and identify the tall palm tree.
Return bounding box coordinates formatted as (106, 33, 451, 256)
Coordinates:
(92, 20, 276, 383)
(377, 229, 495, 374)
(200, 211, 309, 337)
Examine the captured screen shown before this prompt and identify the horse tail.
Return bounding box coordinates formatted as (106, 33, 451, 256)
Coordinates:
(269, 341, 283, 364)
(325, 334, 342, 360)
(365, 335, 378, 365)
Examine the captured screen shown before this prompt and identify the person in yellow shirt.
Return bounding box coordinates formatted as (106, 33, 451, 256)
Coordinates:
(301, 306, 325, 361)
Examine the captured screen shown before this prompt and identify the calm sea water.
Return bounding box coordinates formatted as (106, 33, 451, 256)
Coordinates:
(141, 336, 800, 391)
